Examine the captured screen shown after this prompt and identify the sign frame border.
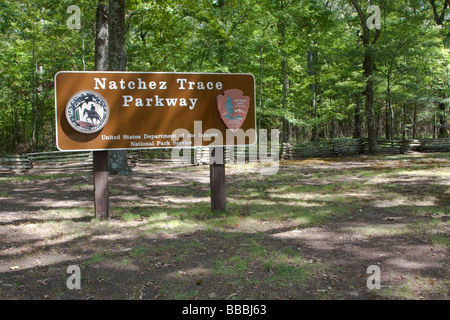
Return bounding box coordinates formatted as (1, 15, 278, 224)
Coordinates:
(54, 71, 257, 152)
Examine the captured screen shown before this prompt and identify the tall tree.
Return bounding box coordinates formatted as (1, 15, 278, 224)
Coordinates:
(349, 0, 382, 153)
(107, 0, 131, 175)
(95, 0, 108, 71)
(429, 0, 449, 138)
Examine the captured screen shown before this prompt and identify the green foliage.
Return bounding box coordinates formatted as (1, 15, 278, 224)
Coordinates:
(0, 0, 96, 153)
(0, 0, 449, 153)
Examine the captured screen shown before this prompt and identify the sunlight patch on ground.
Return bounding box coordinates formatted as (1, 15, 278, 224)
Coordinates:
(164, 267, 213, 280)
(228, 198, 278, 206)
(0, 253, 79, 273)
(270, 227, 341, 250)
(377, 273, 449, 300)
(387, 257, 434, 270)
(90, 233, 131, 241)
(346, 225, 408, 237)
(372, 197, 437, 208)
(139, 219, 199, 235)
(267, 193, 325, 206)
(160, 196, 209, 204)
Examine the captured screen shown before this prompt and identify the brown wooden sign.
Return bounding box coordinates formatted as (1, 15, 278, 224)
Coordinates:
(55, 71, 256, 151)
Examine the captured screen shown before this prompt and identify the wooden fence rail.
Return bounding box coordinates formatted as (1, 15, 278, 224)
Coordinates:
(27, 151, 93, 171)
(281, 139, 363, 160)
(0, 155, 32, 173)
(419, 138, 450, 152)
(1, 138, 449, 173)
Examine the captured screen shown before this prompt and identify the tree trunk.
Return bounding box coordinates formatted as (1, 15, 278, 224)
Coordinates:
(31, 16, 38, 150)
(308, 48, 318, 142)
(385, 72, 391, 139)
(402, 104, 407, 140)
(278, 5, 289, 144)
(280, 30, 288, 143)
(350, 0, 379, 154)
(438, 101, 448, 138)
(281, 58, 289, 143)
(429, 0, 449, 138)
(434, 107, 437, 138)
(95, 0, 108, 71)
(107, 0, 131, 175)
(385, 103, 390, 139)
(363, 45, 378, 153)
(353, 95, 363, 140)
(412, 103, 418, 139)
(390, 101, 394, 140)
(258, 46, 263, 131)
(108, 0, 127, 71)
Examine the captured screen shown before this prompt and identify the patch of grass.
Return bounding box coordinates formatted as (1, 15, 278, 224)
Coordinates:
(142, 219, 198, 235)
(214, 255, 248, 276)
(316, 286, 343, 300)
(357, 170, 379, 178)
(228, 256, 248, 272)
(422, 152, 450, 160)
(120, 257, 133, 266)
(83, 253, 108, 266)
(205, 215, 241, 229)
(152, 241, 206, 257)
(165, 186, 192, 195)
(378, 275, 448, 300)
(72, 183, 91, 190)
(0, 172, 82, 182)
(121, 212, 142, 221)
(215, 241, 320, 289)
(54, 207, 91, 219)
(414, 206, 450, 216)
(130, 246, 147, 258)
(406, 218, 445, 236)
(429, 234, 450, 248)
(0, 191, 10, 197)
(214, 260, 227, 275)
(263, 247, 315, 284)
(240, 239, 267, 259)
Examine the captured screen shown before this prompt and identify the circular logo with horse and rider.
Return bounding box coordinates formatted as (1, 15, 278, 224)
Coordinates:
(65, 90, 109, 134)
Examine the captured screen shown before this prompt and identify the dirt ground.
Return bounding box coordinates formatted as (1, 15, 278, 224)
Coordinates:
(0, 153, 448, 300)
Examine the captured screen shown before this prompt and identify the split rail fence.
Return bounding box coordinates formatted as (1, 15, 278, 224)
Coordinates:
(1, 138, 449, 174)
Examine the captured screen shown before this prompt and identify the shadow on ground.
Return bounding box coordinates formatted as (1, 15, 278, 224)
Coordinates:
(0, 153, 449, 300)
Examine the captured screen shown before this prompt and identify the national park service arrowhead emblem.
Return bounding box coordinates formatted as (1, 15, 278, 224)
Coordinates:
(65, 90, 109, 134)
(217, 89, 250, 133)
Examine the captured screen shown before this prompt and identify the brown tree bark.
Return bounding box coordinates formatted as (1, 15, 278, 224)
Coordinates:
(438, 101, 448, 138)
(108, 0, 127, 71)
(353, 95, 363, 140)
(350, 0, 380, 154)
(429, 0, 449, 138)
(107, 0, 131, 175)
(95, 0, 108, 72)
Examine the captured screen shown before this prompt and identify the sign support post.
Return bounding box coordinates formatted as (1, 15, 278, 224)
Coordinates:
(210, 147, 226, 211)
(93, 150, 109, 220)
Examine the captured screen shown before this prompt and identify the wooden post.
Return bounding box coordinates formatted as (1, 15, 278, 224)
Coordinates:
(92, 1, 109, 220)
(210, 147, 226, 211)
(93, 151, 109, 220)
